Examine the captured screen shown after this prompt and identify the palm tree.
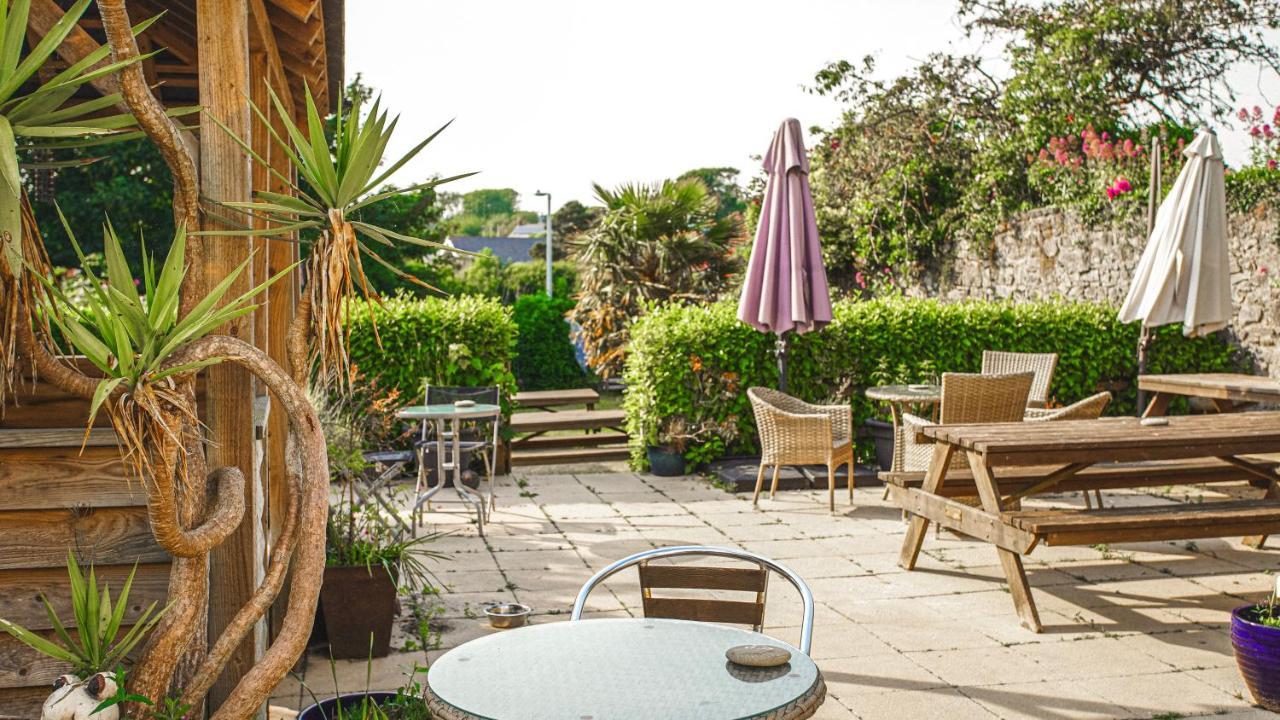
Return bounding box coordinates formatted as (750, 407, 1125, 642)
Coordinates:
(571, 177, 742, 378)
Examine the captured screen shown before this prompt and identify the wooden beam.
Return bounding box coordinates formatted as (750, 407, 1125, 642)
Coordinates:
(267, 0, 317, 23)
(197, 0, 262, 712)
(29, 0, 121, 98)
(249, 0, 295, 116)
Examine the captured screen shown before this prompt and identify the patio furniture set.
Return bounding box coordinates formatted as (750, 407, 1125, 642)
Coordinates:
(747, 352, 1280, 632)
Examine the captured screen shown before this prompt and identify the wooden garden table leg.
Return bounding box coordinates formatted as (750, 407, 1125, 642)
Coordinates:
(1216, 455, 1276, 549)
(966, 450, 1042, 632)
(898, 442, 953, 570)
(1142, 392, 1172, 418)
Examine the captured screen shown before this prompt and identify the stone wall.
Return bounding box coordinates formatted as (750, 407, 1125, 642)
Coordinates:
(909, 205, 1280, 371)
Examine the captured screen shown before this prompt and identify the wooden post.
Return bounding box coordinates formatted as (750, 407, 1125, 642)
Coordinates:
(197, 0, 262, 713)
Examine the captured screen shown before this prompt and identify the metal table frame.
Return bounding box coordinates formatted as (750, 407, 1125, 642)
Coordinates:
(396, 403, 501, 537)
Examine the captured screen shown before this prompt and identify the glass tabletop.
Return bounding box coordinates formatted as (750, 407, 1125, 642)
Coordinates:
(395, 403, 501, 420)
(427, 618, 821, 720)
(865, 383, 941, 402)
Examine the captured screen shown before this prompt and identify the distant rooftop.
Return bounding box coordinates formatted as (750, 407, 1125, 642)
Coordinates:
(445, 236, 540, 264)
(509, 222, 547, 238)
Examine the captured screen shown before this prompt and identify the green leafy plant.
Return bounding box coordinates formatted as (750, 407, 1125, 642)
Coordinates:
(570, 178, 742, 379)
(326, 477, 450, 592)
(346, 293, 517, 413)
(624, 297, 1240, 469)
(34, 212, 290, 478)
(1255, 579, 1280, 629)
(207, 85, 474, 386)
(0, 551, 166, 676)
(512, 294, 586, 391)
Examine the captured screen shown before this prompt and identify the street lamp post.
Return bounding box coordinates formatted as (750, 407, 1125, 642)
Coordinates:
(535, 190, 553, 297)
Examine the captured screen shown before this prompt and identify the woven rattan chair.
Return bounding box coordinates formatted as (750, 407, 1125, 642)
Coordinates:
(570, 545, 816, 655)
(747, 387, 854, 512)
(1024, 391, 1112, 422)
(1027, 391, 1113, 508)
(982, 350, 1058, 408)
(899, 372, 1034, 473)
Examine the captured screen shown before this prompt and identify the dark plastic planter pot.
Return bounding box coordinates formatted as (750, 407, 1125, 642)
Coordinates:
(1231, 604, 1280, 711)
(319, 565, 397, 659)
(646, 446, 686, 476)
(863, 418, 894, 471)
(298, 691, 407, 720)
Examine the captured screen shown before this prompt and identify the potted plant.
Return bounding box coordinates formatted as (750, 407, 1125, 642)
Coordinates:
(298, 665, 431, 720)
(1232, 580, 1280, 711)
(647, 416, 695, 477)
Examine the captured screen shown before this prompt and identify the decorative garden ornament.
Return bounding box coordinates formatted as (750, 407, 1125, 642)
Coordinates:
(40, 673, 119, 720)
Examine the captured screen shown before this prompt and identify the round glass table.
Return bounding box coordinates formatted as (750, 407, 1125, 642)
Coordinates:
(396, 403, 502, 536)
(865, 384, 941, 473)
(425, 618, 826, 720)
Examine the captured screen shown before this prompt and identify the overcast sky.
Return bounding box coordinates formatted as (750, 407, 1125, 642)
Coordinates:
(346, 1, 1280, 214)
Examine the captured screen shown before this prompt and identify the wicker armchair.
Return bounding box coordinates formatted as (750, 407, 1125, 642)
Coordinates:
(899, 372, 1034, 472)
(747, 387, 854, 511)
(982, 351, 1058, 408)
(1024, 391, 1112, 422)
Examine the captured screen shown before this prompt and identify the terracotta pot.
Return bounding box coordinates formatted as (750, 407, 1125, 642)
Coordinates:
(320, 565, 398, 659)
(1231, 604, 1280, 712)
(647, 446, 686, 476)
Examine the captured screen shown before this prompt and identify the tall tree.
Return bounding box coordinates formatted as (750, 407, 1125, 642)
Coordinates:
(677, 167, 748, 221)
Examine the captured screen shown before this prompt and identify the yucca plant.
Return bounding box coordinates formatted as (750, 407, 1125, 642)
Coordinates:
(205, 85, 474, 387)
(33, 209, 292, 480)
(0, 551, 166, 676)
(0, 0, 193, 408)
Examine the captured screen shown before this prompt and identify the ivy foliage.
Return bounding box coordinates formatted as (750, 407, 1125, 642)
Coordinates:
(624, 298, 1242, 468)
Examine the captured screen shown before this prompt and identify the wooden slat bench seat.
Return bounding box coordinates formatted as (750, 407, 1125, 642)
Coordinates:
(1005, 499, 1280, 546)
(513, 388, 600, 411)
(509, 409, 625, 435)
(881, 456, 1279, 497)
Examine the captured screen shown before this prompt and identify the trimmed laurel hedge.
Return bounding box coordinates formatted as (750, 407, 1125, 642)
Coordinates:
(347, 294, 518, 409)
(623, 298, 1243, 468)
(512, 294, 588, 391)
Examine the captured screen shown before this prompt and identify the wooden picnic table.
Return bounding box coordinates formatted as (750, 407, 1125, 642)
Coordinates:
(892, 412, 1280, 632)
(1141, 372, 1280, 417)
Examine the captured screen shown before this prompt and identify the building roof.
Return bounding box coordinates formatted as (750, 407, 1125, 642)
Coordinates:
(509, 222, 546, 238)
(446, 236, 541, 264)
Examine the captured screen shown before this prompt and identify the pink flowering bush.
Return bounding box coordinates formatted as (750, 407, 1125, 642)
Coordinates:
(1027, 123, 1188, 223)
(1239, 106, 1280, 169)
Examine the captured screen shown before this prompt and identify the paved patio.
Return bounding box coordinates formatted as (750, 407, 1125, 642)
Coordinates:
(273, 467, 1278, 719)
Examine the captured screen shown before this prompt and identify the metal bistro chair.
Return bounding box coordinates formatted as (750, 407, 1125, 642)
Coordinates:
(570, 545, 816, 656)
(413, 385, 501, 528)
(981, 350, 1058, 409)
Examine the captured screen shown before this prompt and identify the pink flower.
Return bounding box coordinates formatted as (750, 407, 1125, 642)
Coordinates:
(1255, 106, 1264, 121)
(1115, 177, 1132, 193)
(1253, 126, 1264, 137)
(1270, 159, 1278, 170)
(1240, 108, 1251, 121)
(1260, 266, 1269, 275)
(1266, 125, 1275, 138)
(1105, 186, 1117, 200)
(854, 271, 866, 289)
(830, 139, 841, 150)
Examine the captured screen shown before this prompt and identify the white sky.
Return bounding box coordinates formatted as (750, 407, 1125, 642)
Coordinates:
(346, 1, 1280, 215)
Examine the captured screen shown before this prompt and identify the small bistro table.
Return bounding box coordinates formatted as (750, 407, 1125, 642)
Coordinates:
(425, 618, 826, 720)
(1141, 372, 1280, 417)
(395, 403, 501, 537)
(865, 383, 941, 473)
(891, 412, 1280, 631)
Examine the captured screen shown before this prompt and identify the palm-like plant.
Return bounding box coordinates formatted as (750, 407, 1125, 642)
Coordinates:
(0, 551, 166, 677)
(571, 178, 742, 378)
(34, 210, 291, 480)
(206, 86, 473, 387)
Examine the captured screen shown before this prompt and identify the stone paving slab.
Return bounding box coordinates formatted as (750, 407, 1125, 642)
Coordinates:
(272, 467, 1278, 718)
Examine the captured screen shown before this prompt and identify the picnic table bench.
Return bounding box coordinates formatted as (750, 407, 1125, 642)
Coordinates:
(513, 388, 600, 411)
(892, 412, 1280, 632)
(1141, 372, 1280, 416)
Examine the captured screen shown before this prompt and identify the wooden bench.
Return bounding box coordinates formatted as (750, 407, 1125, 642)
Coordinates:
(1005, 499, 1280, 546)
(881, 456, 1278, 498)
(513, 388, 600, 411)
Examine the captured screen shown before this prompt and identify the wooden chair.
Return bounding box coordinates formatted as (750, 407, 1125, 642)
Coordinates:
(747, 387, 854, 511)
(899, 372, 1034, 472)
(982, 350, 1058, 408)
(570, 545, 816, 655)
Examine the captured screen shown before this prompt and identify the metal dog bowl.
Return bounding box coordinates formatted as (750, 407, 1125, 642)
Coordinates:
(483, 602, 531, 629)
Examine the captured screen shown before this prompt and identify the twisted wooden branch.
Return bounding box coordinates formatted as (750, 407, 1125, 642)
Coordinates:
(157, 335, 327, 720)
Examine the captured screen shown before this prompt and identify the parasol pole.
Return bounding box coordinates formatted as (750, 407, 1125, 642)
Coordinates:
(1135, 130, 1163, 414)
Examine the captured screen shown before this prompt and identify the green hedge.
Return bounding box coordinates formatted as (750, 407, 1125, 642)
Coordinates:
(348, 294, 518, 409)
(623, 297, 1243, 468)
(512, 294, 588, 391)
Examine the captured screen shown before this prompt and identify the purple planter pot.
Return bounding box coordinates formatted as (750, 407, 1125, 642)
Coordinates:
(1231, 604, 1280, 712)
